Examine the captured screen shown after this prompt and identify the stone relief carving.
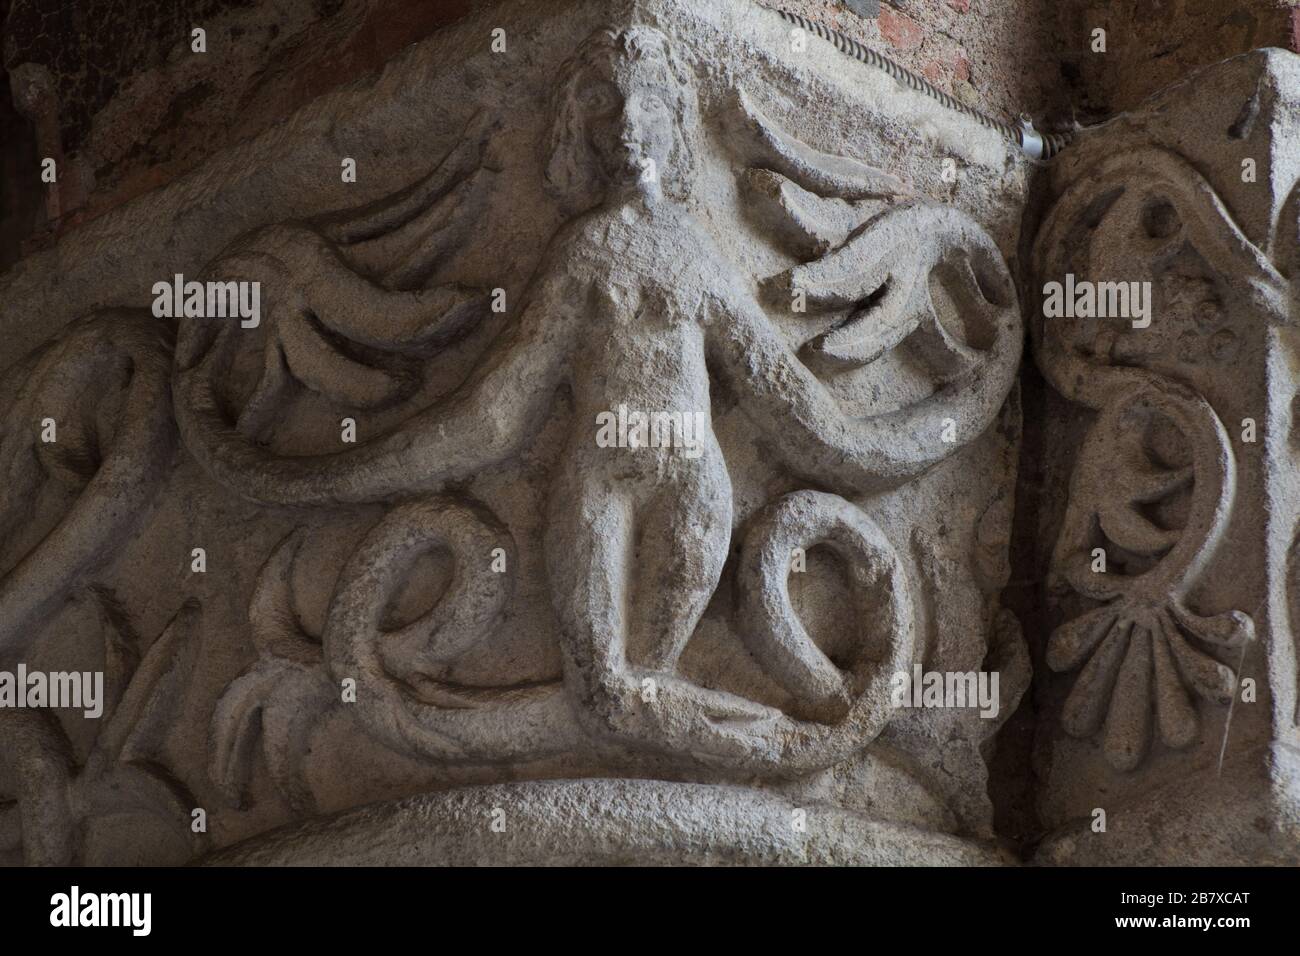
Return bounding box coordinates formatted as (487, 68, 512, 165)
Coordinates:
(1033, 146, 1294, 771)
(0, 598, 203, 865)
(1, 0, 1034, 866)
(0, 314, 176, 656)
(192, 24, 1020, 787)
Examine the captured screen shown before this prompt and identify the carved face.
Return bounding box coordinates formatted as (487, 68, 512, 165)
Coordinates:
(545, 26, 698, 212)
(579, 65, 676, 193)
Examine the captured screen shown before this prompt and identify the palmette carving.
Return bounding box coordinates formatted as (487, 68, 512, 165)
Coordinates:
(1043, 383, 1248, 769)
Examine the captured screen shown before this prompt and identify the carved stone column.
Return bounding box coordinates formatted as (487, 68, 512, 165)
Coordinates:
(0, 0, 1031, 865)
(1030, 50, 1300, 865)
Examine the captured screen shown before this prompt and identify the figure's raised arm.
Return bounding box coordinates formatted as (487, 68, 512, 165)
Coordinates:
(175, 262, 583, 507)
(707, 208, 1021, 494)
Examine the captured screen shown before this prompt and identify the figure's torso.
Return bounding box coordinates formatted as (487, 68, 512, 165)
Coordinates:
(558, 199, 730, 472)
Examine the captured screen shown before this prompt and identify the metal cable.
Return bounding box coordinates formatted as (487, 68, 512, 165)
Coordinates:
(777, 9, 1072, 159)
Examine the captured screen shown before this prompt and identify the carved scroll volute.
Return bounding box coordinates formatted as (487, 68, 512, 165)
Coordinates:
(171, 112, 503, 509)
(0, 312, 176, 658)
(726, 88, 1025, 492)
(321, 496, 579, 765)
(1031, 146, 1299, 770)
(736, 491, 913, 728)
(1034, 148, 1291, 413)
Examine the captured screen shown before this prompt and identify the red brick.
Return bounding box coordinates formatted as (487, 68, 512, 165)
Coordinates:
(879, 9, 924, 51)
(953, 51, 971, 83)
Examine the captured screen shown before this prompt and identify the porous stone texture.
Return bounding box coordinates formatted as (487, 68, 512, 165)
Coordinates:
(1028, 49, 1300, 864)
(0, 0, 1297, 867)
(0, 0, 477, 252)
(0, 0, 1030, 865)
(203, 779, 1013, 865)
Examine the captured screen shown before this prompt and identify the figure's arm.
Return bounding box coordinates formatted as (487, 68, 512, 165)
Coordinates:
(707, 290, 1019, 494)
(176, 264, 582, 507)
(395, 266, 583, 483)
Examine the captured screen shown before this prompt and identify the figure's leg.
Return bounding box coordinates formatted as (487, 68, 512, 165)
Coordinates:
(624, 455, 732, 672)
(545, 462, 634, 712)
(546, 456, 782, 764)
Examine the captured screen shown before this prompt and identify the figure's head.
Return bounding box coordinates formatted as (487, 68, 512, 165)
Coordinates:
(545, 26, 699, 213)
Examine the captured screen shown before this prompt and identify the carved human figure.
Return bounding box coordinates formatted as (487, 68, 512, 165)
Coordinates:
(172, 24, 1020, 768)
(538, 26, 778, 755)
(534, 26, 969, 761)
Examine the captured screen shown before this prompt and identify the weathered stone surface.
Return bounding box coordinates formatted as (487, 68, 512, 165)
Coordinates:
(1029, 49, 1300, 865)
(3, 0, 1297, 868)
(0, 0, 1031, 865)
(204, 778, 1012, 866)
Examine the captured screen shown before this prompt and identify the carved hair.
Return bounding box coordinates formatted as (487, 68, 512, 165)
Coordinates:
(544, 25, 700, 214)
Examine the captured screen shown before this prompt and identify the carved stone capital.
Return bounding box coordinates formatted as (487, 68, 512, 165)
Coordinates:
(1031, 50, 1300, 865)
(1, 0, 1179, 867)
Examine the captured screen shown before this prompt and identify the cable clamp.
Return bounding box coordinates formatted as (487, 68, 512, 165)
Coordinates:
(1018, 114, 1045, 160)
